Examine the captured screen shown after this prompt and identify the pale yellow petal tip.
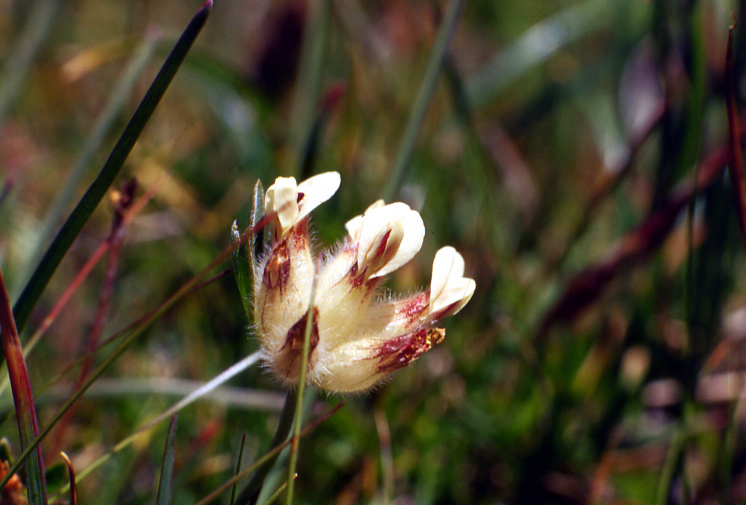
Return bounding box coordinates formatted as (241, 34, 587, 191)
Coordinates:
(264, 172, 340, 238)
(429, 246, 475, 318)
(297, 171, 341, 221)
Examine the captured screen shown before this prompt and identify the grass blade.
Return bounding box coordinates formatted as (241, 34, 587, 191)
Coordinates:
(232, 221, 254, 320)
(465, 0, 608, 108)
(0, 267, 47, 504)
(12, 0, 213, 335)
(726, 22, 746, 249)
(59, 452, 76, 505)
(382, 0, 466, 201)
(230, 434, 247, 505)
(233, 392, 298, 505)
(155, 415, 178, 505)
(22, 32, 161, 291)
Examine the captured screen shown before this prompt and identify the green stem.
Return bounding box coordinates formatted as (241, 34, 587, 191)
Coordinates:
(284, 282, 318, 505)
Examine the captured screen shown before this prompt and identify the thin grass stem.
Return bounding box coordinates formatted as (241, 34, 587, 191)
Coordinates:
(284, 266, 319, 505)
(383, 0, 466, 201)
(22, 32, 160, 291)
(230, 434, 248, 505)
(11, 0, 212, 335)
(195, 403, 343, 505)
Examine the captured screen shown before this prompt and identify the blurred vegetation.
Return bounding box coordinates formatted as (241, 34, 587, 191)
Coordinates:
(1, 0, 746, 503)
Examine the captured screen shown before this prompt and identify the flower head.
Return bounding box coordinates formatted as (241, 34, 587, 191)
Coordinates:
(253, 172, 475, 393)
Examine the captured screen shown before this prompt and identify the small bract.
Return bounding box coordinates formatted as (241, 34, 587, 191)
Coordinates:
(253, 171, 475, 393)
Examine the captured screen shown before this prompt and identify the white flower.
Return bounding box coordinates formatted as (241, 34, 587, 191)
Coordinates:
(347, 201, 425, 280)
(428, 246, 476, 321)
(264, 172, 340, 240)
(252, 172, 475, 393)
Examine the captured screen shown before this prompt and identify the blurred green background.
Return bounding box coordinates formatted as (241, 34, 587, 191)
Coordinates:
(2, 0, 746, 503)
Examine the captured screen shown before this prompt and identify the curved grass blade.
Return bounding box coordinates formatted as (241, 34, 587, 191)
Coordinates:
(0, 268, 47, 504)
(23, 32, 161, 291)
(230, 434, 247, 505)
(59, 452, 76, 505)
(465, 0, 609, 108)
(382, 0, 466, 201)
(12, 0, 213, 335)
(155, 415, 178, 505)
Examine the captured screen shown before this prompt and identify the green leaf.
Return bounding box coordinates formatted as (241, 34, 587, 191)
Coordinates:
(251, 180, 265, 278)
(155, 415, 178, 505)
(231, 221, 253, 321)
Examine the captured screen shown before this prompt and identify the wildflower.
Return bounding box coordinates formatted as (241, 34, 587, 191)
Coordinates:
(253, 172, 475, 393)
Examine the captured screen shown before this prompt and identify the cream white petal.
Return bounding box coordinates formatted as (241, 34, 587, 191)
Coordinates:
(358, 203, 425, 279)
(430, 246, 465, 301)
(430, 277, 475, 316)
(296, 171, 341, 222)
(361, 220, 404, 275)
(429, 247, 475, 316)
(375, 207, 425, 276)
(266, 177, 300, 234)
(345, 199, 385, 240)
